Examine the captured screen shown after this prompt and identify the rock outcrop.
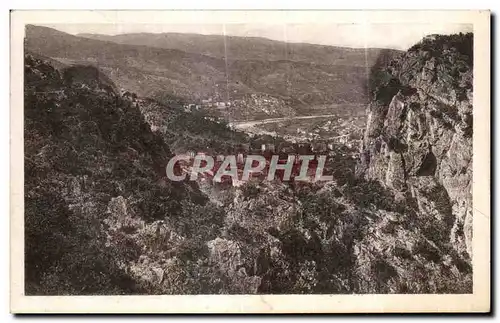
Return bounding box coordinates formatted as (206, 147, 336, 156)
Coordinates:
(359, 34, 473, 263)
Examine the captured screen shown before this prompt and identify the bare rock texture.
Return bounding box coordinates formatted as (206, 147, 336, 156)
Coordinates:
(359, 33, 473, 263)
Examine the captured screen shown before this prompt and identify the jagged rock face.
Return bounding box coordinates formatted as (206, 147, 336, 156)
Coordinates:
(359, 33, 473, 260)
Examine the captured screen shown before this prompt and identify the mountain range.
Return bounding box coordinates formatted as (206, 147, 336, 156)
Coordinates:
(25, 25, 401, 118)
(77, 31, 388, 66)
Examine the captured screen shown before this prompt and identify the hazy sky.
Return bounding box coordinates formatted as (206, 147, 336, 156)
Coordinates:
(46, 23, 472, 50)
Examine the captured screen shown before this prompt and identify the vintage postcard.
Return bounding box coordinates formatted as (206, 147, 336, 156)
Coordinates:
(10, 10, 490, 313)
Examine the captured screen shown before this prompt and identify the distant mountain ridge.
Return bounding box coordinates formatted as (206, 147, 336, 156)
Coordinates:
(26, 25, 401, 119)
(77, 31, 398, 67)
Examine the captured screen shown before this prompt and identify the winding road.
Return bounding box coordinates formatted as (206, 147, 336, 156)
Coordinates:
(230, 114, 338, 130)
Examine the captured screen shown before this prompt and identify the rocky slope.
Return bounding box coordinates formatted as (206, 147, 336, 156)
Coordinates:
(197, 33, 474, 295)
(24, 53, 218, 294)
(357, 33, 473, 291)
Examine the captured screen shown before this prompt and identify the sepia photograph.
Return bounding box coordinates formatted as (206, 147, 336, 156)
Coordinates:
(10, 10, 490, 313)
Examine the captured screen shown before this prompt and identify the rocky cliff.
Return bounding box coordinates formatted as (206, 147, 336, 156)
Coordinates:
(358, 33, 473, 273)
